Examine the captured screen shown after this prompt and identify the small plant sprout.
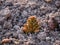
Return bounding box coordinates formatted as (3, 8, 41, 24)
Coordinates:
(22, 16, 40, 34)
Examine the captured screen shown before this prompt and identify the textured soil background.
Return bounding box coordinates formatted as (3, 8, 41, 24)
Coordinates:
(0, 0, 60, 45)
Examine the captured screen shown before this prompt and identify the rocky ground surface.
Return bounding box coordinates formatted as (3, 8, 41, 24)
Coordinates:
(0, 0, 60, 45)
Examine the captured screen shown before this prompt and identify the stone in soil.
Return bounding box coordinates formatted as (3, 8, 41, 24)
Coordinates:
(45, 0, 52, 3)
(1, 38, 12, 44)
(53, 40, 60, 45)
(3, 21, 12, 29)
(37, 32, 47, 41)
(55, 1, 60, 8)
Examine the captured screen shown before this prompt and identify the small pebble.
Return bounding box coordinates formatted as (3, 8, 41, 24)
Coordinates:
(1, 38, 11, 44)
(46, 37, 51, 41)
(37, 32, 47, 40)
(48, 18, 58, 30)
(45, 0, 52, 3)
(5, 2, 13, 6)
(3, 21, 12, 29)
(13, 25, 20, 30)
(12, 38, 20, 45)
(0, 1, 2, 5)
(55, 1, 60, 8)
(53, 40, 60, 45)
